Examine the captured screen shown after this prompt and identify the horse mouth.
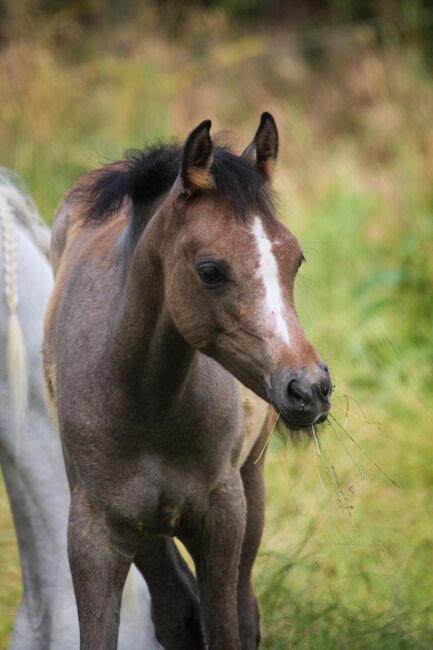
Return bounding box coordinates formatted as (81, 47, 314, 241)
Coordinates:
(278, 411, 328, 432)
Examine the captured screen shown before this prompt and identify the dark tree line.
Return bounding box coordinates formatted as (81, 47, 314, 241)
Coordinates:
(1, 0, 433, 57)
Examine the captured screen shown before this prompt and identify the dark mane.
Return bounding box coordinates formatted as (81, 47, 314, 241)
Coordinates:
(71, 139, 276, 227)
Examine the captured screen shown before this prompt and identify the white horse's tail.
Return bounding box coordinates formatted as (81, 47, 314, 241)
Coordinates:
(0, 171, 50, 450)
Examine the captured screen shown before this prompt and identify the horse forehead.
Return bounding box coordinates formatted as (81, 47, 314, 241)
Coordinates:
(183, 203, 297, 263)
(250, 215, 299, 264)
(250, 216, 280, 275)
(183, 208, 256, 254)
(249, 214, 294, 345)
(249, 215, 302, 306)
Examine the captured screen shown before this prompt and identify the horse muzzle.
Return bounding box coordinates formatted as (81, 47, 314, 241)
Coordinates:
(267, 361, 332, 430)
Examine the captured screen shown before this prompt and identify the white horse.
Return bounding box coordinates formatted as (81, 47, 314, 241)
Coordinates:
(0, 171, 161, 650)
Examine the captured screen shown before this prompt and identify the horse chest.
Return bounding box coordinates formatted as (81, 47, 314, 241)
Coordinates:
(102, 394, 272, 538)
(106, 459, 211, 537)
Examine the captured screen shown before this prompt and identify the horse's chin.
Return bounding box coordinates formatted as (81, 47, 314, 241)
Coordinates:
(277, 413, 328, 442)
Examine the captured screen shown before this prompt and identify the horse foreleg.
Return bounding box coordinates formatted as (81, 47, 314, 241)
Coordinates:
(183, 470, 246, 650)
(67, 490, 134, 650)
(134, 536, 204, 650)
(237, 440, 268, 649)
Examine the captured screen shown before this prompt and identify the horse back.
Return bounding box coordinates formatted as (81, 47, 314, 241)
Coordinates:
(43, 197, 127, 426)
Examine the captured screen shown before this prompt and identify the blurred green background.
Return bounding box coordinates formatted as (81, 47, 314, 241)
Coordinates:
(1, 1, 433, 648)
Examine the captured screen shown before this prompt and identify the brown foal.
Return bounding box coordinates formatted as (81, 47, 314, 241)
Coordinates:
(43, 113, 332, 650)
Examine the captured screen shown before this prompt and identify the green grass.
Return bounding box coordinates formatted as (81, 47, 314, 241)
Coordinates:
(1, 9, 433, 648)
(255, 187, 433, 649)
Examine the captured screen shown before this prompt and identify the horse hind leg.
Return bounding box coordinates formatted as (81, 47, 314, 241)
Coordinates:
(134, 536, 205, 650)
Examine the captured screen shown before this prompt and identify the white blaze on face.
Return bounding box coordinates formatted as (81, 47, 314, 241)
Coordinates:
(251, 216, 291, 345)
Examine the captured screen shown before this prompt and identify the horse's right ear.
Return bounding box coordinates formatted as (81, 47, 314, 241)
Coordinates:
(242, 112, 278, 182)
(179, 120, 215, 196)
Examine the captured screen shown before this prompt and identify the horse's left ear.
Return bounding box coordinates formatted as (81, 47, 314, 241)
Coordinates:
(242, 112, 278, 182)
(180, 119, 215, 195)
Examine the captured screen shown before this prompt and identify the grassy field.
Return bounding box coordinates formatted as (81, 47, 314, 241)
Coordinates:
(1, 7, 433, 648)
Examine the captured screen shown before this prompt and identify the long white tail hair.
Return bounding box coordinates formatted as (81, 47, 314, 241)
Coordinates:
(0, 170, 50, 450)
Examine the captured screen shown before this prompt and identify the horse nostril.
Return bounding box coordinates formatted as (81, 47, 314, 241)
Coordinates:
(319, 376, 332, 398)
(287, 378, 310, 413)
(319, 361, 329, 374)
(287, 378, 305, 401)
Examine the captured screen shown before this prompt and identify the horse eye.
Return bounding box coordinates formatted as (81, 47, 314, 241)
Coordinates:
(196, 262, 225, 286)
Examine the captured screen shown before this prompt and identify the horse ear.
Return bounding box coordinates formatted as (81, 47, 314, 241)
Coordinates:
(242, 112, 278, 182)
(180, 119, 214, 195)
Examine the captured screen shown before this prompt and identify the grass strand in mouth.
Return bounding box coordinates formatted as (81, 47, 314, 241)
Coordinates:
(332, 402, 369, 423)
(332, 390, 383, 432)
(254, 414, 280, 464)
(329, 413, 400, 489)
(311, 425, 327, 492)
(326, 417, 367, 480)
(311, 424, 354, 521)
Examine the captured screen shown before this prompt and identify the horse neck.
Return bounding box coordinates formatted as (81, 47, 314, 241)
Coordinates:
(110, 216, 197, 412)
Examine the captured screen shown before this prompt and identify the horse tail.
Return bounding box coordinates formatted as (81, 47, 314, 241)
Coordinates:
(0, 171, 48, 451)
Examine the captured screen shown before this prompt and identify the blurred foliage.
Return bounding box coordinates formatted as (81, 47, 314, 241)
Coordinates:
(1, 0, 433, 39)
(1, 1, 433, 648)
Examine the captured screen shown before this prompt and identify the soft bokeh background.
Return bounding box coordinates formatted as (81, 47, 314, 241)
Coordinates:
(1, 1, 433, 648)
